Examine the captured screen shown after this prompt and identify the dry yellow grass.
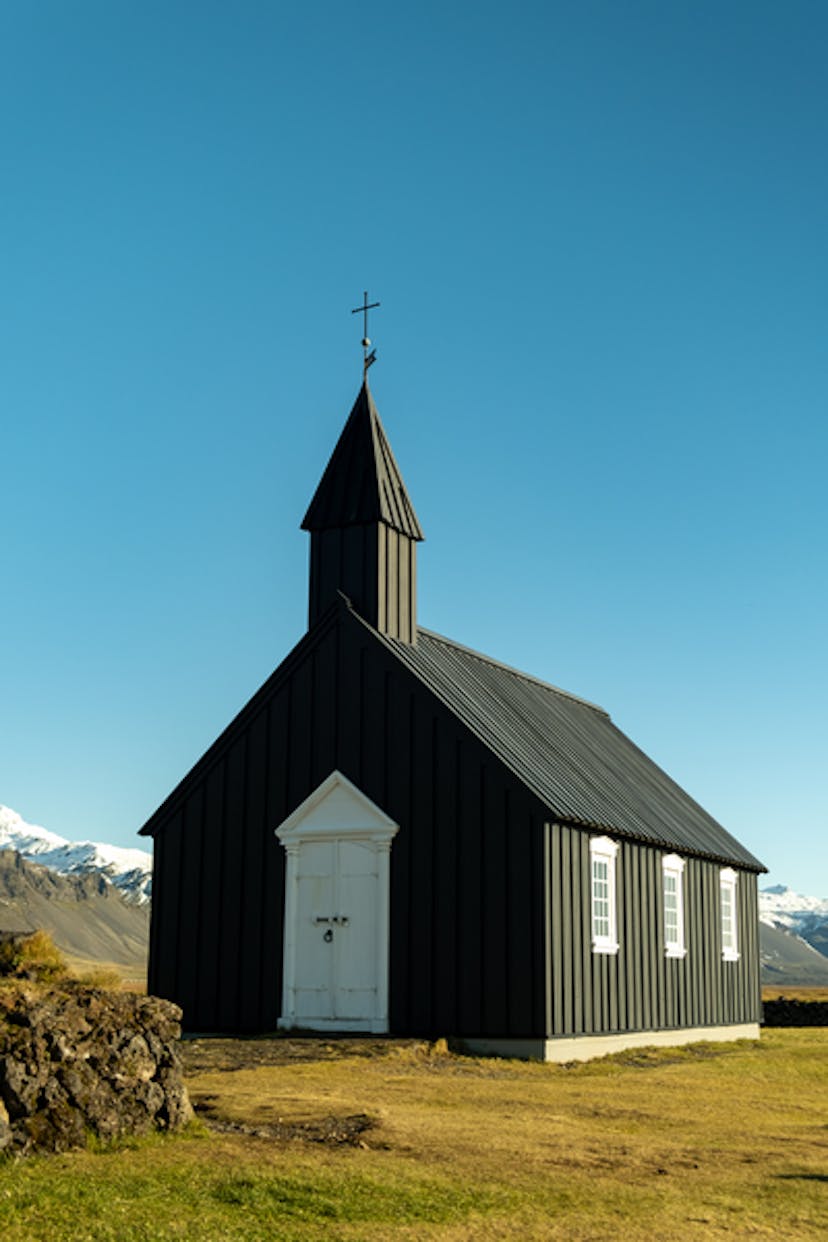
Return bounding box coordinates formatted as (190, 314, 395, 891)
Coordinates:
(762, 985, 828, 1002)
(181, 1030, 828, 1240)
(2, 1030, 827, 1240)
(0, 929, 66, 980)
(63, 953, 146, 989)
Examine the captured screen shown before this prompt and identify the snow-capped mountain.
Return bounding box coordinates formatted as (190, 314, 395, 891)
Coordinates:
(759, 884, 828, 959)
(0, 805, 152, 905)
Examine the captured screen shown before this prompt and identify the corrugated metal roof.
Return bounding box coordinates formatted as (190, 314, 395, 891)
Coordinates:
(380, 624, 764, 871)
(301, 381, 424, 540)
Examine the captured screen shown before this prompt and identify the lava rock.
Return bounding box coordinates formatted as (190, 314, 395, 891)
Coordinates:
(0, 984, 193, 1156)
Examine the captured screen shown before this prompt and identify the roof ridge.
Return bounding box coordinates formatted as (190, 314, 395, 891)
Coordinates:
(416, 626, 610, 717)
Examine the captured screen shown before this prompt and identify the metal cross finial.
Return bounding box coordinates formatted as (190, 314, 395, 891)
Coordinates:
(351, 290, 380, 379)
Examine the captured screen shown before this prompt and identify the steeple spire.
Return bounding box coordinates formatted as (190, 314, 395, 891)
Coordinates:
(302, 381, 423, 643)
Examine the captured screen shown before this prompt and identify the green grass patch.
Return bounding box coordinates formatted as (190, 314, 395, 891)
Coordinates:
(209, 1167, 511, 1225)
(0, 1137, 513, 1241)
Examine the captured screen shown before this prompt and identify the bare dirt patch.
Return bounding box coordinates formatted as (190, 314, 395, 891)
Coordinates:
(192, 1091, 376, 1146)
(180, 1036, 422, 1148)
(180, 1034, 428, 1073)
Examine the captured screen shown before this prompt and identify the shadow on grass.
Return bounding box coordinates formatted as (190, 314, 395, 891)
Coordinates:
(774, 1173, 828, 1183)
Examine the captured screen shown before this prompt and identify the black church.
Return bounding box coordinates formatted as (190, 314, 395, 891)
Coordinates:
(140, 373, 764, 1060)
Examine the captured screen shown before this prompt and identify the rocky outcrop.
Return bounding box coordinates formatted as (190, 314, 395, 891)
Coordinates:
(0, 984, 192, 1155)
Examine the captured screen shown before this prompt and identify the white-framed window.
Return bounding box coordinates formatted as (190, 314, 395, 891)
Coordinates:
(590, 836, 619, 954)
(661, 853, 687, 958)
(720, 867, 739, 961)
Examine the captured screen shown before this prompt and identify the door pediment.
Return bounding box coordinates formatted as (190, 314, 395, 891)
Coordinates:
(275, 770, 398, 845)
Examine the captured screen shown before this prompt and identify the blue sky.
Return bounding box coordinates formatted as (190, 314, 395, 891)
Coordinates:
(2, 1, 826, 895)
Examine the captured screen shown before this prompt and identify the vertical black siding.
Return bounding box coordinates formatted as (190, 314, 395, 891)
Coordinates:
(175, 788, 203, 1021)
(546, 823, 761, 1037)
(338, 612, 546, 1040)
(309, 523, 417, 643)
(260, 686, 289, 1030)
(432, 716, 458, 1033)
(217, 736, 246, 1029)
(150, 606, 541, 1035)
(456, 737, 483, 1033)
(312, 633, 337, 785)
(147, 825, 167, 996)
(197, 765, 224, 1028)
(508, 798, 535, 1034)
(407, 694, 434, 1031)
(238, 711, 267, 1030)
(386, 663, 412, 1030)
(146, 606, 759, 1040)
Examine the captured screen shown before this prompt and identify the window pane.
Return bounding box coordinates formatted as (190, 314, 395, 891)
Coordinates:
(592, 856, 612, 941)
(664, 873, 678, 943)
(590, 841, 618, 953)
(721, 888, 733, 948)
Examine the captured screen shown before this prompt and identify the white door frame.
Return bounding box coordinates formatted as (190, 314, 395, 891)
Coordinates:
(275, 769, 398, 1033)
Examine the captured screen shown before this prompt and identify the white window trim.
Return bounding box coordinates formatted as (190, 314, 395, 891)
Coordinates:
(661, 853, 687, 959)
(720, 867, 740, 962)
(589, 835, 619, 955)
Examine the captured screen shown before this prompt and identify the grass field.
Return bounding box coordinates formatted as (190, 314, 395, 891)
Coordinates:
(762, 986, 828, 1003)
(62, 955, 147, 989)
(1, 1029, 827, 1240)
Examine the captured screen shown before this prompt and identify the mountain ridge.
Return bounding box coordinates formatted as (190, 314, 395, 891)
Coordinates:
(0, 805, 151, 905)
(759, 885, 828, 958)
(0, 849, 149, 978)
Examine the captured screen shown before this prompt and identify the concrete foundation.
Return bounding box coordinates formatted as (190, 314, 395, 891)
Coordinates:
(463, 1022, 761, 1063)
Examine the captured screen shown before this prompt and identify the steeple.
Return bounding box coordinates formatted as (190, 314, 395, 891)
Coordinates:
(302, 380, 424, 643)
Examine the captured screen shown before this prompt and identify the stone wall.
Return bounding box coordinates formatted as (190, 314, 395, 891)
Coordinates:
(0, 983, 192, 1155)
(762, 998, 828, 1027)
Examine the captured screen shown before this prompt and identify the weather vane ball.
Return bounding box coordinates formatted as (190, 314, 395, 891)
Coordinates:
(352, 291, 380, 378)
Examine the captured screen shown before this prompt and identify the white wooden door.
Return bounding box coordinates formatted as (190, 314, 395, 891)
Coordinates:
(293, 839, 380, 1026)
(276, 769, 398, 1034)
